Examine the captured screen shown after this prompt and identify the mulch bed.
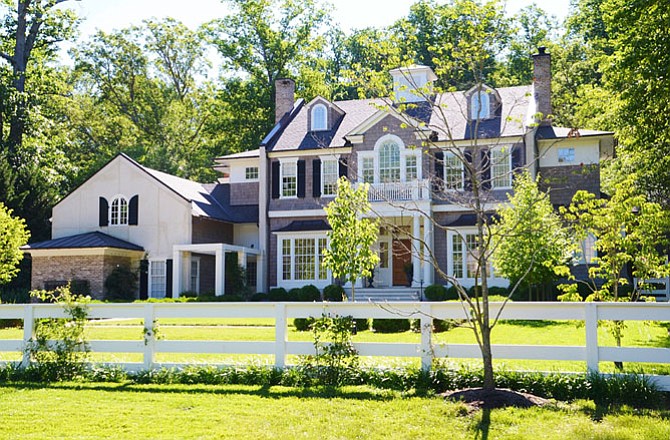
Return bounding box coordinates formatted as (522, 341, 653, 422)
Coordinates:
(441, 388, 551, 411)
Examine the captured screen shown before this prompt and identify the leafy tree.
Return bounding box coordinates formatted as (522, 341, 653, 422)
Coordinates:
(0, 202, 30, 284)
(322, 177, 379, 301)
(492, 171, 573, 300)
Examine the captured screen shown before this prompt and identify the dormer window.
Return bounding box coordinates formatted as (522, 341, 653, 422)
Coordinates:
(311, 104, 327, 131)
(471, 90, 490, 120)
(110, 196, 128, 226)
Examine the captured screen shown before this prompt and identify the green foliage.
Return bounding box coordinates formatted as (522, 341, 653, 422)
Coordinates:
(424, 284, 447, 301)
(299, 284, 321, 302)
(287, 288, 302, 301)
(268, 287, 288, 301)
(0, 203, 30, 285)
(492, 171, 574, 293)
(323, 284, 345, 302)
(371, 319, 411, 334)
(299, 314, 359, 386)
(293, 317, 315, 332)
(25, 286, 91, 381)
(323, 177, 379, 301)
(104, 265, 138, 301)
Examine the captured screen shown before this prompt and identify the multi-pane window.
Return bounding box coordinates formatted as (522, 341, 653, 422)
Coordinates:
(379, 141, 401, 183)
(558, 148, 575, 163)
(444, 153, 464, 190)
(362, 157, 375, 184)
(379, 241, 389, 269)
(311, 104, 327, 131)
(471, 90, 490, 120)
(452, 235, 464, 278)
(451, 232, 494, 280)
(150, 261, 166, 298)
(405, 155, 418, 181)
(245, 166, 259, 180)
(322, 159, 338, 196)
(281, 161, 297, 197)
(281, 236, 328, 282)
(579, 234, 597, 264)
(190, 259, 200, 293)
(491, 147, 512, 188)
(110, 196, 128, 225)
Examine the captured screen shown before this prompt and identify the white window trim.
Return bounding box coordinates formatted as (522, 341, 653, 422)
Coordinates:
(189, 257, 201, 293)
(358, 134, 422, 184)
(321, 156, 340, 198)
(109, 194, 129, 226)
(443, 152, 464, 191)
(244, 166, 259, 181)
(279, 159, 298, 199)
(276, 232, 330, 289)
(447, 229, 506, 288)
(311, 104, 328, 131)
(149, 259, 167, 299)
(490, 146, 513, 190)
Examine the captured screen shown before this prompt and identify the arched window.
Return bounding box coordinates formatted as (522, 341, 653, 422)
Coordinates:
(470, 90, 490, 120)
(379, 140, 401, 183)
(110, 196, 128, 226)
(311, 104, 327, 131)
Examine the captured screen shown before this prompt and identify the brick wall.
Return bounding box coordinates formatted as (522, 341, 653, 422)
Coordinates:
(539, 164, 600, 206)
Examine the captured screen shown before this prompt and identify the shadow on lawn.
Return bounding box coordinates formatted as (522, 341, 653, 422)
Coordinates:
(0, 382, 400, 401)
(501, 320, 569, 328)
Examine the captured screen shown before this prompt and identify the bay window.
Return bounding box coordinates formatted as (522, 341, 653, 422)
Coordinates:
(278, 235, 329, 287)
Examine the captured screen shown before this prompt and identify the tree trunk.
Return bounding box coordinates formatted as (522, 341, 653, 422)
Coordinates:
(480, 323, 495, 391)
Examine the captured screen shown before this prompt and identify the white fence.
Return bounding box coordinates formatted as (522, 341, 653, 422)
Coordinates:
(1, 301, 669, 389)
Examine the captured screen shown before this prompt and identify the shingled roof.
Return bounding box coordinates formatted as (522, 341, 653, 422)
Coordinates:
(23, 231, 144, 251)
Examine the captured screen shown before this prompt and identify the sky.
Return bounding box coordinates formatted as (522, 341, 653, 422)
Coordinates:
(61, 0, 573, 38)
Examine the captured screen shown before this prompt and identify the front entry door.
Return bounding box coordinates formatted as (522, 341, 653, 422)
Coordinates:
(392, 239, 412, 286)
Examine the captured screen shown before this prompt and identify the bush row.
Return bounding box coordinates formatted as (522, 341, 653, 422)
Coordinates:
(0, 363, 663, 408)
(424, 284, 511, 301)
(294, 317, 459, 333)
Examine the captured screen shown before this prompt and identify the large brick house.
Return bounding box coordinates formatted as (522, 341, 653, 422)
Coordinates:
(24, 48, 614, 299)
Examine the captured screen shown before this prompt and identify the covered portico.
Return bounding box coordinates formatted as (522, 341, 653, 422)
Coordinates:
(172, 243, 261, 296)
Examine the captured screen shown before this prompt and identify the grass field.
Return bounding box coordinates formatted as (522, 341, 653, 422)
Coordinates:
(0, 382, 668, 439)
(1, 318, 668, 373)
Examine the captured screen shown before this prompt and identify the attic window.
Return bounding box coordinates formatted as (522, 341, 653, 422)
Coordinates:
(110, 196, 128, 226)
(470, 90, 490, 120)
(311, 104, 327, 131)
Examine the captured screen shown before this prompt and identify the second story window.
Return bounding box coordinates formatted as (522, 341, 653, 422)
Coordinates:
(362, 157, 375, 184)
(245, 166, 259, 180)
(321, 159, 338, 196)
(379, 140, 401, 183)
(281, 161, 297, 198)
(311, 104, 327, 131)
(110, 196, 128, 226)
(405, 154, 418, 181)
(491, 147, 512, 189)
(444, 153, 464, 190)
(558, 148, 575, 163)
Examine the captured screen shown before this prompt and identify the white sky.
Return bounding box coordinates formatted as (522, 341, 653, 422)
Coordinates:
(63, 0, 572, 38)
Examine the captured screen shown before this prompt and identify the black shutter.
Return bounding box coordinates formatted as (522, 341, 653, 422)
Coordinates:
(129, 195, 139, 225)
(99, 197, 108, 227)
(139, 260, 149, 300)
(297, 160, 306, 198)
(271, 161, 280, 199)
(481, 150, 491, 190)
(338, 157, 348, 179)
(165, 259, 173, 298)
(463, 150, 473, 191)
(312, 158, 321, 198)
(433, 152, 444, 193)
(512, 146, 523, 175)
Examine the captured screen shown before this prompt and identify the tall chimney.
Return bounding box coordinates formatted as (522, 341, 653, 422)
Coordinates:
(532, 47, 552, 125)
(274, 78, 295, 124)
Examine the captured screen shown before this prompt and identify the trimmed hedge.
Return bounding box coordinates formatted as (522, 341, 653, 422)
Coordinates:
(424, 284, 447, 301)
(372, 318, 411, 333)
(299, 285, 321, 302)
(323, 284, 345, 302)
(268, 287, 288, 301)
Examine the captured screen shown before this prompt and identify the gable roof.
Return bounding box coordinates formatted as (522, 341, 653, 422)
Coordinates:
(268, 85, 534, 152)
(23, 231, 144, 251)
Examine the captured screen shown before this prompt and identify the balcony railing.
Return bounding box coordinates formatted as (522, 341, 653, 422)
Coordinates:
(363, 179, 430, 202)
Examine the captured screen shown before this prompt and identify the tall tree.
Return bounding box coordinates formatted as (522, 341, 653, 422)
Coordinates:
(0, 202, 29, 284)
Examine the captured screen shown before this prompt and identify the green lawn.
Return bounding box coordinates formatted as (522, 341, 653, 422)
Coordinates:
(1, 318, 668, 373)
(0, 383, 668, 439)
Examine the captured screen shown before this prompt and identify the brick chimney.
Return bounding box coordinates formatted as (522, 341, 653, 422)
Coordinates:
(274, 78, 295, 124)
(532, 47, 552, 125)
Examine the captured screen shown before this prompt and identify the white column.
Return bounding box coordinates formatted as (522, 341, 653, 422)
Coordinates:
(255, 254, 263, 292)
(258, 146, 269, 293)
(412, 214, 421, 288)
(423, 215, 433, 286)
(215, 247, 225, 296)
(172, 249, 182, 298)
(238, 250, 247, 269)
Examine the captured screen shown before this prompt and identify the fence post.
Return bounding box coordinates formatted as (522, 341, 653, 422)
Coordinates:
(585, 302, 599, 372)
(275, 303, 287, 368)
(143, 303, 155, 370)
(420, 303, 433, 371)
(21, 304, 35, 368)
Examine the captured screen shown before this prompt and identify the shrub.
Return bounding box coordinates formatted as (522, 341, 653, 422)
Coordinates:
(104, 266, 137, 301)
(293, 317, 315, 331)
(268, 287, 288, 301)
(250, 292, 267, 302)
(300, 285, 321, 302)
(323, 284, 345, 302)
(0, 288, 30, 304)
(354, 318, 369, 332)
(179, 291, 198, 298)
(488, 286, 509, 297)
(371, 318, 411, 333)
(287, 288, 303, 301)
(424, 284, 447, 301)
(196, 294, 244, 302)
(445, 286, 460, 300)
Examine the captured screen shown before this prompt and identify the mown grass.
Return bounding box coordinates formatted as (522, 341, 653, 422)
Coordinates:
(0, 382, 668, 439)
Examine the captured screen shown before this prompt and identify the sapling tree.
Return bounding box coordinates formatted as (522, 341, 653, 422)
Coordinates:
(322, 177, 379, 301)
(0, 202, 30, 285)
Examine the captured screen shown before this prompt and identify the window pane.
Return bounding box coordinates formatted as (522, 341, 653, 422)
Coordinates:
(558, 148, 575, 163)
(322, 159, 338, 196)
(491, 148, 511, 188)
(318, 238, 328, 280)
(379, 141, 401, 183)
(379, 241, 389, 269)
(406, 155, 418, 181)
(282, 162, 297, 197)
(150, 261, 166, 297)
(190, 260, 199, 292)
(110, 197, 128, 225)
(452, 235, 463, 278)
(312, 105, 327, 131)
(471, 91, 489, 119)
(362, 157, 375, 184)
(466, 234, 479, 278)
(245, 167, 259, 180)
(294, 238, 315, 280)
(445, 154, 463, 190)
